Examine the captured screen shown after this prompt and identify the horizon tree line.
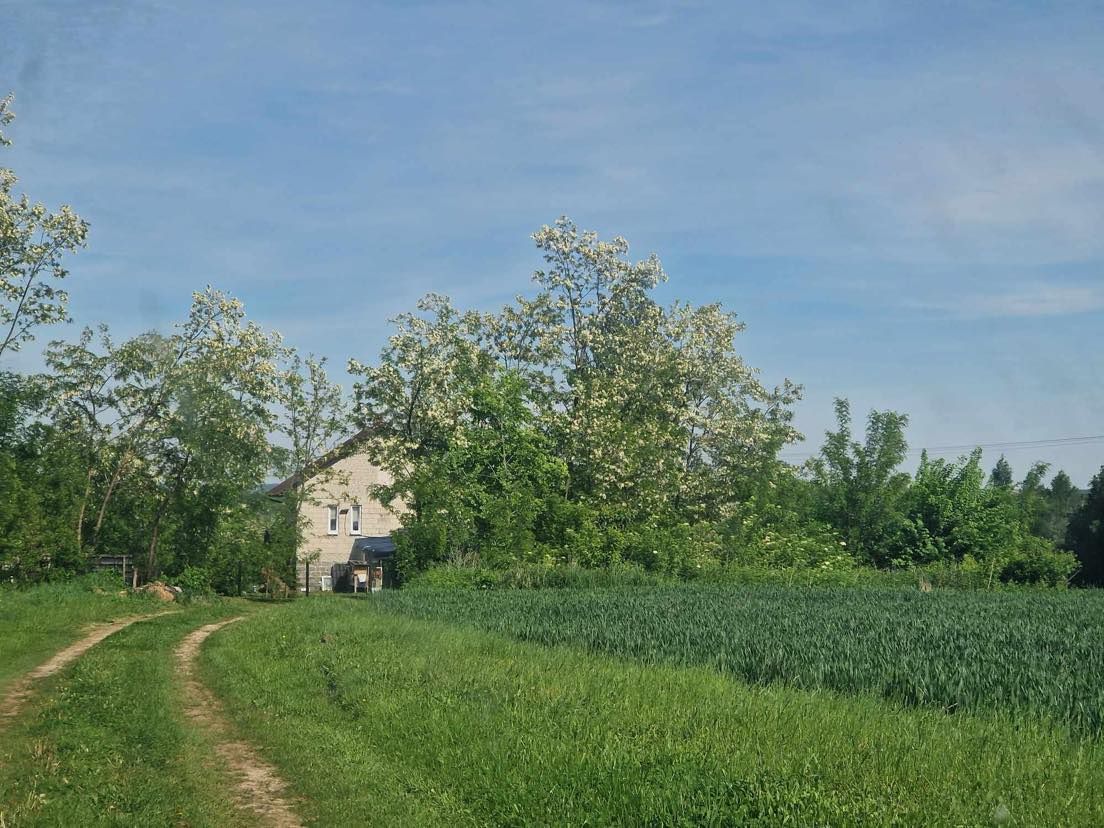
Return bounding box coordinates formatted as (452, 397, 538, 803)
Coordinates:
(2, 92, 1102, 589)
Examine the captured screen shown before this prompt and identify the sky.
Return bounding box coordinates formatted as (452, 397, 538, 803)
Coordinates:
(2, 0, 1103, 484)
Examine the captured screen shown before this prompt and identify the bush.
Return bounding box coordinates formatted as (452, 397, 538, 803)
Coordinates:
(408, 563, 501, 590)
(1000, 540, 1078, 587)
(406, 561, 669, 590)
(175, 565, 214, 601)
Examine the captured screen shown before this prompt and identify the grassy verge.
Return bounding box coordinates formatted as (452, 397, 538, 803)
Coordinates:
(0, 575, 162, 692)
(203, 598, 1104, 826)
(0, 604, 256, 827)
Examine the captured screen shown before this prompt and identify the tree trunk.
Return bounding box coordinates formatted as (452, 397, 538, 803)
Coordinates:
(146, 502, 167, 578)
(76, 464, 94, 552)
(91, 450, 130, 547)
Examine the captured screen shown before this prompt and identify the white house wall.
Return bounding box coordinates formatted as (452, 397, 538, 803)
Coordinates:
(295, 452, 404, 590)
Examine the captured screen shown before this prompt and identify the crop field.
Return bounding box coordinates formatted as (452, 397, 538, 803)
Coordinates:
(377, 584, 1104, 736)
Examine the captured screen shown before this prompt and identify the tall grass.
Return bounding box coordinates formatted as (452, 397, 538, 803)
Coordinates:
(378, 584, 1104, 735)
(203, 599, 1104, 826)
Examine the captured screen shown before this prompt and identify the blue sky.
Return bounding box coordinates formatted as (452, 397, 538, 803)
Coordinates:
(3, 0, 1103, 483)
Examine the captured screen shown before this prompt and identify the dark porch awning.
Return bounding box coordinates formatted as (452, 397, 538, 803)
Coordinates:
(349, 536, 397, 564)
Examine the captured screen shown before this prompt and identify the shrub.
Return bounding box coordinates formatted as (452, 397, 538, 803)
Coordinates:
(175, 565, 214, 601)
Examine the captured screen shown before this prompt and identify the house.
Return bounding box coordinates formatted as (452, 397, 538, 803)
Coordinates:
(269, 432, 404, 592)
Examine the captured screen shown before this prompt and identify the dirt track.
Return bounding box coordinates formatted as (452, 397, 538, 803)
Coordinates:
(176, 618, 303, 828)
(0, 614, 160, 727)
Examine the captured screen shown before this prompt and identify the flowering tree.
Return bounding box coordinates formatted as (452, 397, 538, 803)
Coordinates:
(272, 353, 349, 582)
(349, 218, 804, 574)
(44, 289, 283, 576)
(0, 94, 88, 361)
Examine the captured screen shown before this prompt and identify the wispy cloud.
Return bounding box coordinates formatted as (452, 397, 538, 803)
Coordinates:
(5, 0, 1104, 482)
(914, 283, 1104, 319)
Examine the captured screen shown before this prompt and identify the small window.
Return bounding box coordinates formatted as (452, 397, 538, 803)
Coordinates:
(350, 505, 362, 535)
(326, 505, 338, 535)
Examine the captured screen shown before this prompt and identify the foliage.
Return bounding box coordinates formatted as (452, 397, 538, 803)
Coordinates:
(37, 289, 285, 581)
(989, 454, 1013, 488)
(807, 398, 910, 566)
(351, 219, 802, 579)
(0, 170, 1097, 591)
(0, 371, 87, 579)
(175, 565, 214, 600)
(1041, 469, 1083, 543)
(804, 407, 1079, 585)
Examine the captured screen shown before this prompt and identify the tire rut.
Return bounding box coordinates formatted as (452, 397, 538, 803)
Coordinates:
(0, 614, 164, 728)
(176, 618, 303, 828)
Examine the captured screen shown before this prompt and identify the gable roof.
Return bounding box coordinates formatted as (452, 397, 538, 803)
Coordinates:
(267, 429, 373, 497)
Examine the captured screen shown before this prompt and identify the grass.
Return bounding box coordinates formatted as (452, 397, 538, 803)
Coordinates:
(203, 597, 1104, 826)
(0, 574, 162, 692)
(0, 603, 256, 827)
(376, 583, 1104, 735)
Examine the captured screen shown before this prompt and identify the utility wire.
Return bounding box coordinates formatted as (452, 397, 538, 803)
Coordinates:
(780, 434, 1104, 461)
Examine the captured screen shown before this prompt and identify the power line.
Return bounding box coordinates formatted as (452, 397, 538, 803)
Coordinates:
(780, 434, 1104, 461)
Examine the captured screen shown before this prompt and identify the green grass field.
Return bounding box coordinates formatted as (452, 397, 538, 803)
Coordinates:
(3, 582, 1104, 825)
(203, 595, 1104, 826)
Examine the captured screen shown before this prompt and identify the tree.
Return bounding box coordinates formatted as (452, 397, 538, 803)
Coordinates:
(989, 455, 1013, 489)
(0, 370, 87, 579)
(349, 294, 517, 576)
(526, 217, 667, 506)
(808, 398, 910, 566)
(0, 94, 88, 360)
(134, 290, 282, 576)
(1066, 467, 1104, 585)
(42, 288, 282, 577)
(907, 449, 1021, 579)
(349, 219, 804, 578)
(273, 353, 349, 584)
(1017, 461, 1051, 535)
(664, 301, 801, 521)
(42, 325, 125, 552)
(525, 218, 800, 526)
(1041, 470, 1081, 545)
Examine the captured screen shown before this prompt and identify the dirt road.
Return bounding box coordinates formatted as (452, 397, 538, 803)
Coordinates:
(176, 618, 303, 828)
(0, 614, 162, 727)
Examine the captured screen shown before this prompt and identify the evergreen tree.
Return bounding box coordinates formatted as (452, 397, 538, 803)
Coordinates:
(1042, 470, 1081, 545)
(1065, 467, 1104, 585)
(989, 455, 1013, 488)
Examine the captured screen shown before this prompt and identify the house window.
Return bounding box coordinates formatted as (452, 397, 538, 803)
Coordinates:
(326, 505, 338, 535)
(350, 505, 362, 535)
